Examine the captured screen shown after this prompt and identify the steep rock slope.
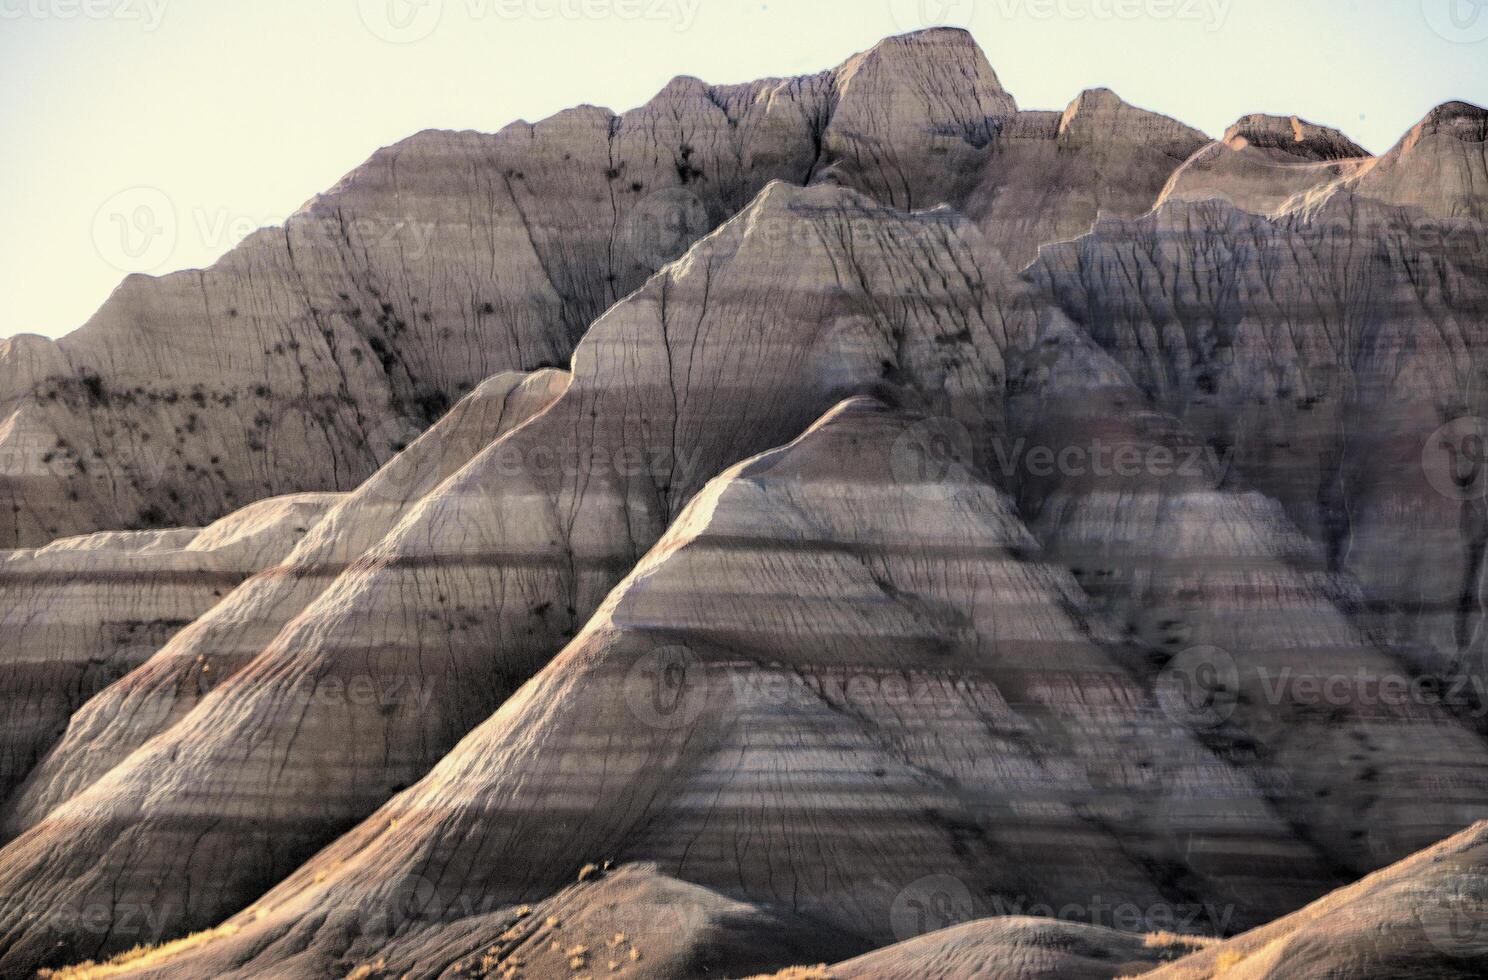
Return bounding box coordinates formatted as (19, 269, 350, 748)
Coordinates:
(961, 88, 1209, 268)
(8, 175, 1488, 974)
(0, 368, 565, 837)
(0, 181, 1058, 971)
(760, 917, 1205, 980)
(0, 29, 1215, 546)
(0, 28, 985, 546)
(1312, 100, 1488, 222)
(362, 864, 868, 980)
(1027, 133, 1488, 696)
(1141, 821, 1488, 979)
(1157, 114, 1371, 215)
(58, 399, 1338, 978)
(0, 491, 337, 807)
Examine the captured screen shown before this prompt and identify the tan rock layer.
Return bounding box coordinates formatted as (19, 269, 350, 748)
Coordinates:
(1, 369, 565, 835)
(54, 399, 1333, 978)
(0, 492, 338, 807)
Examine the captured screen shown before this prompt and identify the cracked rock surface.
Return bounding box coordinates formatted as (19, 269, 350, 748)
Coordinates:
(0, 28, 1206, 547)
(0, 368, 565, 838)
(0, 28, 1485, 980)
(0, 491, 338, 809)
(51, 398, 1333, 977)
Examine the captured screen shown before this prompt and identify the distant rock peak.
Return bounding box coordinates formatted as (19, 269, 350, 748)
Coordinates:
(1407, 99, 1488, 145)
(1223, 113, 1369, 160)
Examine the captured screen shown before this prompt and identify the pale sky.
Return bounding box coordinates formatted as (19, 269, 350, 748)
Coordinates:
(2, 0, 1485, 339)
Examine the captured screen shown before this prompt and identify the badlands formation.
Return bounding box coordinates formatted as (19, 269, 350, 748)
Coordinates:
(0, 26, 1484, 980)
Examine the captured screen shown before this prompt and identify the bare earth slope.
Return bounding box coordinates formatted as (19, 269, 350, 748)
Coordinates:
(1141, 821, 1488, 979)
(0, 181, 1051, 972)
(0, 28, 1211, 547)
(0, 368, 565, 836)
(1157, 114, 1371, 215)
(47, 398, 1334, 978)
(1027, 110, 1488, 714)
(0, 491, 338, 807)
(3, 31, 1486, 980)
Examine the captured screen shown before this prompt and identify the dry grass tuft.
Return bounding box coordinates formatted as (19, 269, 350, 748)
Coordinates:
(1145, 930, 1221, 954)
(36, 924, 240, 980)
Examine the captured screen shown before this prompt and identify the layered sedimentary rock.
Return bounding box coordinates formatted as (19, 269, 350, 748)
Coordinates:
(1157, 114, 1370, 215)
(40, 398, 1338, 978)
(1027, 123, 1488, 706)
(0, 181, 1047, 971)
(762, 917, 1204, 979)
(961, 88, 1208, 268)
(5, 135, 1487, 973)
(1143, 821, 1488, 979)
(2, 32, 1484, 980)
(0, 369, 565, 838)
(1311, 100, 1488, 221)
(0, 491, 337, 807)
(0, 29, 1214, 547)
